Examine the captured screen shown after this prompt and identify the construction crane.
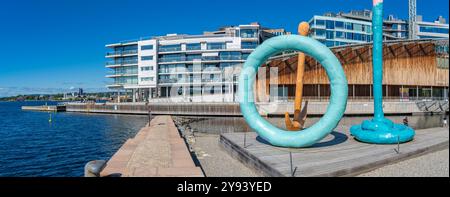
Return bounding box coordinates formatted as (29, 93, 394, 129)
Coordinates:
(408, 0, 417, 39)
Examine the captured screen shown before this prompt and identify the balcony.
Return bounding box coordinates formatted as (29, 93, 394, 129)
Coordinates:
(158, 55, 246, 64)
(207, 44, 226, 50)
(158, 56, 186, 63)
(105, 50, 138, 57)
(105, 59, 139, 67)
(219, 55, 242, 60)
(106, 70, 138, 78)
(158, 78, 179, 83)
(159, 46, 182, 53)
(186, 45, 202, 51)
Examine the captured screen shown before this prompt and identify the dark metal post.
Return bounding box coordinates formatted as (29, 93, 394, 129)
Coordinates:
(289, 152, 297, 177)
(244, 132, 247, 148)
(148, 105, 152, 127)
(394, 135, 400, 154)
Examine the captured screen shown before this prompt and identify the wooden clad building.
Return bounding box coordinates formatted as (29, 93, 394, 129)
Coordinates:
(256, 39, 449, 101)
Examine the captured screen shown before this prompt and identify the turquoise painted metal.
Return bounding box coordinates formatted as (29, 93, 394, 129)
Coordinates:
(239, 35, 348, 148)
(350, 0, 415, 144)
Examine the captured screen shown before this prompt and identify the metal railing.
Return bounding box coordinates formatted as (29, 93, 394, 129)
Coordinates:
(106, 50, 138, 56)
(159, 47, 182, 52)
(105, 59, 139, 65)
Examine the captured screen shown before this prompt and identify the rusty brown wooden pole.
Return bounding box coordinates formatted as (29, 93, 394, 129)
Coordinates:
(285, 22, 310, 131)
(294, 22, 310, 112)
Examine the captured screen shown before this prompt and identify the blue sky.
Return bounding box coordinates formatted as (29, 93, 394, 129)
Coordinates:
(0, 0, 448, 97)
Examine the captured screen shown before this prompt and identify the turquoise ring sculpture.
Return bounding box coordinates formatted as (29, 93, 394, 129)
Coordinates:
(239, 35, 348, 148)
(350, 0, 415, 144)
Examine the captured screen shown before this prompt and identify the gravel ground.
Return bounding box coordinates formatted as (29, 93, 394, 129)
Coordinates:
(190, 133, 261, 177)
(358, 148, 449, 177)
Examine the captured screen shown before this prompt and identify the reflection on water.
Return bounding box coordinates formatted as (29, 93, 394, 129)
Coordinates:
(175, 114, 449, 134)
(0, 101, 148, 177)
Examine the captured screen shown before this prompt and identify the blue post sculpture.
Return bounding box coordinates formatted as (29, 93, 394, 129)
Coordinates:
(350, 0, 415, 144)
(239, 35, 348, 148)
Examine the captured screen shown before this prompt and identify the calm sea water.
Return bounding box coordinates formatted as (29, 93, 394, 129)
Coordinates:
(0, 101, 447, 177)
(0, 101, 148, 177)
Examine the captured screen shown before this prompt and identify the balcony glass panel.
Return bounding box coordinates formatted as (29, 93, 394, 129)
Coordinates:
(159, 44, 182, 52)
(240, 29, 258, 38)
(207, 42, 226, 50)
(335, 21, 344, 29)
(186, 43, 201, 51)
(316, 19, 325, 27)
(241, 41, 257, 49)
(159, 54, 186, 62)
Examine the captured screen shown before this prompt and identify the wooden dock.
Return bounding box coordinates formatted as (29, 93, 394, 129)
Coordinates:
(101, 116, 203, 177)
(21, 105, 66, 112)
(219, 127, 449, 177)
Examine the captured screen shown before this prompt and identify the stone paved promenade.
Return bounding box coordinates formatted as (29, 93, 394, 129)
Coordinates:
(101, 116, 203, 177)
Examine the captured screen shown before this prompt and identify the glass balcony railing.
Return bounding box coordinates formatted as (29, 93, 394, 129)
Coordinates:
(158, 55, 246, 63)
(241, 44, 258, 49)
(109, 81, 138, 86)
(159, 47, 182, 52)
(186, 45, 201, 51)
(202, 78, 222, 83)
(207, 45, 226, 50)
(105, 59, 138, 65)
(106, 50, 138, 56)
(219, 55, 242, 60)
(158, 57, 186, 63)
(107, 70, 138, 76)
(158, 78, 179, 83)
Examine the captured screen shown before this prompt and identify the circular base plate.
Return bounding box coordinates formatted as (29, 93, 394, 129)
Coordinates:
(350, 118, 415, 144)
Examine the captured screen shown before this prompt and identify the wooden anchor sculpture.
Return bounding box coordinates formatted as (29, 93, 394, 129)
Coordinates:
(285, 22, 310, 131)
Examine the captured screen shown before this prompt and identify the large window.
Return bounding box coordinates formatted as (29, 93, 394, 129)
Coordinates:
(346, 32, 353, 40)
(141, 45, 153, 50)
(159, 44, 181, 52)
(141, 77, 154, 82)
(353, 24, 363, 32)
(114, 76, 138, 85)
(326, 31, 334, 39)
(419, 26, 449, 34)
(335, 21, 344, 29)
(336, 31, 344, 38)
(159, 54, 185, 62)
(354, 33, 362, 41)
(140, 66, 154, 71)
(207, 42, 226, 50)
(325, 40, 335, 47)
(241, 41, 258, 49)
(114, 66, 138, 75)
(326, 20, 335, 29)
(186, 54, 202, 61)
(186, 43, 201, 51)
(141, 56, 153, 61)
(316, 19, 325, 26)
(220, 51, 241, 60)
(345, 22, 353, 30)
(240, 29, 258, 38)
(315, 29, 326, 37)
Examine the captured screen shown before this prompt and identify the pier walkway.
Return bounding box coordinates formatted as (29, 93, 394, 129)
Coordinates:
(65, 101, 445, 116)
(220, 127, 449, 177)
(101, 116, 203, 177)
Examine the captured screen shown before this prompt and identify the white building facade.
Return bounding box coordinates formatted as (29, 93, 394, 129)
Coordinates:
(309, 10, 449, 47)
(105, 23, 288, 102)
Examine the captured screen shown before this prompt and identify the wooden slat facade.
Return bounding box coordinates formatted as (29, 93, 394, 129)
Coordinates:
(261, 40, 448, 87)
